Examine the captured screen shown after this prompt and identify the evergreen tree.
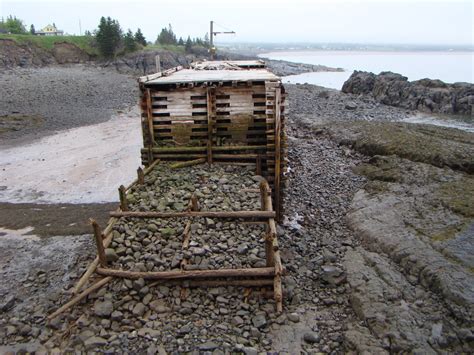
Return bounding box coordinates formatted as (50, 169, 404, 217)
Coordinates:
(178, 37, 184, 46)
(123, 29, 137, 52)
(29, 24, 35, 35)
(203, 33, 210, 48)
(95, 16, 122, 58)
(185, 36, 193, 53)
(0, 15, 27, 34)
(84, 30, 92, 36)
(156, 24, 177, 45)
(134, 28, 146, 46)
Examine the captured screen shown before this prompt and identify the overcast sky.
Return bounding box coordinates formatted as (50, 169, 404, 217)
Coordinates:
(1, 0, 473, 45)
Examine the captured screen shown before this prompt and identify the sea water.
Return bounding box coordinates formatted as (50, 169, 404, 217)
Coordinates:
(260, 50, 474, 89)
(260, 50, 473, 131)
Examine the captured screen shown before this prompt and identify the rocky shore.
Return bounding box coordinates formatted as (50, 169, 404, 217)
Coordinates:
(342, 70, 474, 115)
(0, 62, 473, 353)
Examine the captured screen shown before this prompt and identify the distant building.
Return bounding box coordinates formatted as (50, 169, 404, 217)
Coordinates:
(36, 24, 63, 36)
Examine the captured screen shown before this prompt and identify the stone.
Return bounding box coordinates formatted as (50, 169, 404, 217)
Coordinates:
(242, 347, 258, 355)
(133, 278, 145, 291)
(105, 248, 119, 262)
(237, 244, 249, 255)
(79, 329, 95, 343)
(132, 303, 146, 317)
(251, 314, 267, 329)
(84, 336, 107, 350)
(345, 102, 357, 110)
(205, 218, 215, 227)
(143, 293, 153, 305)
(322, 265, 346, 286)
(149, 300, 170, 314)
(199, 342, 219, 351)
(159, 227, 176, 237)
(303, 332, 320, 344)
(111, 310, 123, 321)
(0, 295, 15, 311)
(288, 312, 300, 323)
(94, 300, 114, 317)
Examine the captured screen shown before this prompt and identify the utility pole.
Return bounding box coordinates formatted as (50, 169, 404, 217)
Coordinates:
(209, 20, 235, 60)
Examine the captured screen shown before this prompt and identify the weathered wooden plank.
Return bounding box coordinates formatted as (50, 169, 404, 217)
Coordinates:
(110, 210, 276, 219)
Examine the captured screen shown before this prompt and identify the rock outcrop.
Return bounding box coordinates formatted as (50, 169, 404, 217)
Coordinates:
(342, 71, 473, 115)
(0, 39, 92, 68)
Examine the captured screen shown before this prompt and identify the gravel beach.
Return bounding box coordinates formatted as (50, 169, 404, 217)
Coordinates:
(0, 64, 472, 353)
(0, 65, 138, 147)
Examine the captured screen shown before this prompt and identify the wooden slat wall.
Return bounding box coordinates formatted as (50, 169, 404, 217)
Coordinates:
(139, 79, 286, 220)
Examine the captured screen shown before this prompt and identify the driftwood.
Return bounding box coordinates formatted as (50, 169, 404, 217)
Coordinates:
(109, 210, 275, 219)
(90, 219, 107, 267)
(72, 225, 115, 294)
(118, 185, 128, 211)
(137, 167, 144, 184)
(170, 158, 206, 169)
(96, 267, 275, 280)
(48, 277, 113, 320)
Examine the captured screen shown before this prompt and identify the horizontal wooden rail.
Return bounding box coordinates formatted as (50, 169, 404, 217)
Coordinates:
(96, 267, 276, 280)
(109, 210, 276, 219)
(143, 145, 268, 154)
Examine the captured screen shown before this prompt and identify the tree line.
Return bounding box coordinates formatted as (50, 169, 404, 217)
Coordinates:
(0, 15, 212, 59)
(95, 17, 211, 58)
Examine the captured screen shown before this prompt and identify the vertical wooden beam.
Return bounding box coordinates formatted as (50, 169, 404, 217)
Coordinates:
(256, 155, 262, 176)
(137, 167, 144, 185)
(90, 219, 107, 267)
(259, 181, 275, 267)
(119, 185, 128, 211)
(274, 87, 282, 222)
(155, 55, 161, 72)
(206, 87, 216, 165)
(146, 88, 155, 149)
(259, 179, 283, 313)
(190, 194, 199, 212)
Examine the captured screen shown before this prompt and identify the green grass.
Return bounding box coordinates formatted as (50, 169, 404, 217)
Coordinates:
(144, 43, 186, 53)
(0, 34, 98, 56)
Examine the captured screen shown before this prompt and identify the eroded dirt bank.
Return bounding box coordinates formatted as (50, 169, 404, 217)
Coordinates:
(0, 67, 473, 353)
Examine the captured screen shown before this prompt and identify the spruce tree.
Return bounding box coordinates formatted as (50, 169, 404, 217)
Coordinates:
(123, 29, 137, 52)
(185, 36, 193, 53)
(134, 28, 146, 46)
(95, 16, 122, 58)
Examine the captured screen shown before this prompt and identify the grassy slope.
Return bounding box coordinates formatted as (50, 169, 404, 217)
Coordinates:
(0, 34, 99, 56)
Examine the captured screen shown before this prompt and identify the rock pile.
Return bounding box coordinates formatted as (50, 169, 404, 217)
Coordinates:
(342, 70, 473, 115)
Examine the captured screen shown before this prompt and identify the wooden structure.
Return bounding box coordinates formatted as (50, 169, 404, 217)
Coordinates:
(49, 61, 287, 320)
(138, 60, 287, 219)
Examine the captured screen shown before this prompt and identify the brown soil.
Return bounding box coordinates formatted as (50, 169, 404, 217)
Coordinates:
(0, 202, 116, 237)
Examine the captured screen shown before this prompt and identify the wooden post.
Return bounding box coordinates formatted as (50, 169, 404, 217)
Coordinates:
(155, 55, 161, 72)
(146, 89, 155, 148)
(119, 185, 128, 211)
(260, 180, 275, 267)
(190, 194, 199, 212)
(256, 155, 262, 176)
(90, 219, 107, 267)
(137, 167, 144, 185)
(274, 87, 282, 221)
(206, 87, 216, 165)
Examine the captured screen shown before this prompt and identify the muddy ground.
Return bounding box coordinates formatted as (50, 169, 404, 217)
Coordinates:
(0, 65, 473, 353)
